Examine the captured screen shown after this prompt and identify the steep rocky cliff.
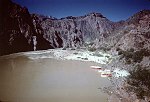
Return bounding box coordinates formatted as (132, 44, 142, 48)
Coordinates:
(90, 10, 150, 52)
(114, 10, 150, 51)
(31, 12, 116, 49)
(0, 0, 53, 56)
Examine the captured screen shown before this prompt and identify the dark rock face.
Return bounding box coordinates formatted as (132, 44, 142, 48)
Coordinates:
(0, 0, 33, 55)
(0, 0, 53, 56)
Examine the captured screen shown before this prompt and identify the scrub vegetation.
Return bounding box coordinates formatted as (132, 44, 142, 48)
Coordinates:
(117, 48, 150, 64)
(126, 65, 150, 100)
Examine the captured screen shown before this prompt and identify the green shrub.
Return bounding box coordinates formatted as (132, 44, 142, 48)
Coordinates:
(92, 52, 103, 57)
(132, 52, 143, 63)
(82, 58, 88, 60)
(118, 50, 124, 55)
(132, 49, 150, 63)
(124, 30, 129, 34)
(105, 55, 110, 58)
(88, 47, 96, 52)
(128, 48, 134, 52)
(99, 46, 111, 52)
(125, 59, 132, 64)
(118, 48, 150, 63)
(126, 65, 150, 99)
(124, 51, 133, 59)
(140, 48, 150, 56)
(84, 42, 94, 47)
(116, 47, 121, 51)
(73, 52, 78, 55)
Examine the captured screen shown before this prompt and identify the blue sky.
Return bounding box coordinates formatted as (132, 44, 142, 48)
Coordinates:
(13, 0, 150, 21)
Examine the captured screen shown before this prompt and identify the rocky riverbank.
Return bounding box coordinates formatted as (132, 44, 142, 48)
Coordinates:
(0, 48, 131, 102)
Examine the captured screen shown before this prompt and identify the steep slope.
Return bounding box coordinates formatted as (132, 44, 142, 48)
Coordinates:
(0, 0, 53, 56)
(114, 10, 150, 51)
(32, 12, 115, 49)
(91, 10, 150, 53)
(32, 14, 63, 48)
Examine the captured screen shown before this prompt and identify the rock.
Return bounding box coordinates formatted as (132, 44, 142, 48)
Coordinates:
(0, 0, 53, 56)
(0, 0, 150, 56)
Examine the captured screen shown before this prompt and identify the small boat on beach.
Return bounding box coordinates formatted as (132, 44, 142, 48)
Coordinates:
(90, 66, 103, 72)
(90, 66, 112, 77)
(101, 70, 112, 77)
(90, 66, 102, 69)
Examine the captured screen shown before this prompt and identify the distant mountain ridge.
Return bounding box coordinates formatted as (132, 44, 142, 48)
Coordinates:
(0, 0, 150, 56)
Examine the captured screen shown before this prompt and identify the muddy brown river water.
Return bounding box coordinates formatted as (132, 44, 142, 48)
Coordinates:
(0, 55, 111, 102)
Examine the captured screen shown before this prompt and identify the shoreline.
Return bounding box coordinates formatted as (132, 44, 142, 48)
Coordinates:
(0, 49, 130, 102)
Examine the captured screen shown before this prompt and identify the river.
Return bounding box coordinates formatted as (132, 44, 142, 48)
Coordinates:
(0, 54, 111, 102)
